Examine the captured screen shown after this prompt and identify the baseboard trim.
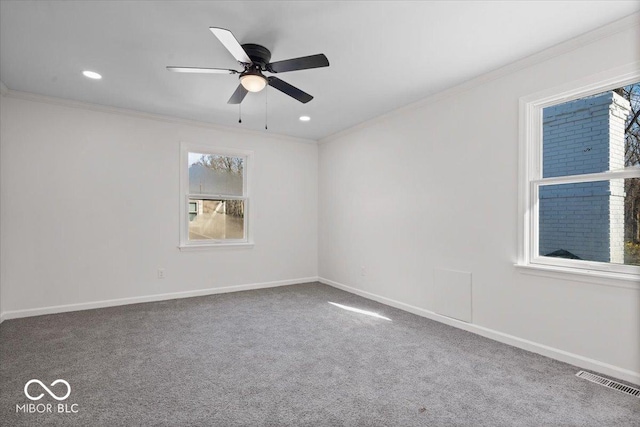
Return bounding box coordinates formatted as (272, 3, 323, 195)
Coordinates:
(319, 277, 640, 386)
(0, 277, 319, 323)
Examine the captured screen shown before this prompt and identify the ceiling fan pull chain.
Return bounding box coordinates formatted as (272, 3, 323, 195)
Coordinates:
(238, 103, 242, 124)
(265, 86, 268, 130)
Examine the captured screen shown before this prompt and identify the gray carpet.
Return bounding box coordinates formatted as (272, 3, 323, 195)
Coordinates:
(1, 282, 638, 426)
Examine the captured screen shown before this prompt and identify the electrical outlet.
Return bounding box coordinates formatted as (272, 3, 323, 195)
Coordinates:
(157, 268, 165, 279)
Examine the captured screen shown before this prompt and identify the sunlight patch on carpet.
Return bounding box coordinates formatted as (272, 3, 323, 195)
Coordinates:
(328, 302, 391, 321)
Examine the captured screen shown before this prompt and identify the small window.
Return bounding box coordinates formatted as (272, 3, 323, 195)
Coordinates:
(519, 77, 640, 278)
(188, 202, 197, 222)
(180, 144, 251, 248)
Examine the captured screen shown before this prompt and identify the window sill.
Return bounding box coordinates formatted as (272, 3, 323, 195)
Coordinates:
(514, 263, 639, 289)
(178, 242, 254, 251)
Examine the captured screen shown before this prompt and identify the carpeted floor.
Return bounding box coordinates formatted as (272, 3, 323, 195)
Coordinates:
(1, 282, 638, 426)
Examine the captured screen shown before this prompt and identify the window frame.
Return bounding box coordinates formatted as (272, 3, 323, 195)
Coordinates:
(179, 142, 254, 250)
(517, 63, 640, 282)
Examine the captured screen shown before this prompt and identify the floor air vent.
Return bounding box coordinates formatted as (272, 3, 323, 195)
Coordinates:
(576, 371, 640, 398)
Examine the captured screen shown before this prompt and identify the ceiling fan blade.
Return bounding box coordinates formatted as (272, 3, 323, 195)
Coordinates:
(227, 84, 249, 104)
(209, 27, 252, 64)
(166, 66, 238, 74)
(267, 76, 313, 103)
(268, 54, 329, 73)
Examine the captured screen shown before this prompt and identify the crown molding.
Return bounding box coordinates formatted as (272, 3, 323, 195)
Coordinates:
(320, 12, 640, 144)
(2, 89, 318, 145)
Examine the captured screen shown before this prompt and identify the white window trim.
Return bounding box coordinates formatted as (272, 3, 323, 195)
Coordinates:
(178, 142, 254, 250)
(517, 62, 640, 286)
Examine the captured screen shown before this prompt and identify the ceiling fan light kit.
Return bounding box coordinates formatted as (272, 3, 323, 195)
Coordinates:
(167, 27, 329, 109)
(240, 68, 267, 92)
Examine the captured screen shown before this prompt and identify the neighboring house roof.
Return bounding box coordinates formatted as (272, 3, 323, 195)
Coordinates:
(544, 249, 581, 260)
(189, 164, 242, 196)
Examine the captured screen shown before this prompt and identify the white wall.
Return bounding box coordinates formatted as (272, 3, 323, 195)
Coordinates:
(0, 94, 318, 317)
(319, 20, 640, 381)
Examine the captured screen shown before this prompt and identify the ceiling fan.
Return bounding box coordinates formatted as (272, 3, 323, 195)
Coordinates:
(167, 27, 329, 104)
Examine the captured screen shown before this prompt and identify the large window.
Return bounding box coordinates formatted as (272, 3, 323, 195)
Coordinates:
(519, 71, 640, 280)
(179, 144, 252, 248)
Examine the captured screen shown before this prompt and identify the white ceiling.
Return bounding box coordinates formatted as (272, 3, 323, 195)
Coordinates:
(1, 1, 639, 141)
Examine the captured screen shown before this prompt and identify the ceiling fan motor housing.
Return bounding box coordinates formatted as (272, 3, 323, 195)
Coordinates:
(241, 43, 272, 68)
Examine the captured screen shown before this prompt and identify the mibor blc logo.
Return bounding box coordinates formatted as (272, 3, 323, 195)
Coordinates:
(24, 379, 71, 401)
(16, 379, 79, 414)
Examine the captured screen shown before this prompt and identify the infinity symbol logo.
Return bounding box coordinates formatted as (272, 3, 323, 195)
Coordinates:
(24, 379, 71, 401)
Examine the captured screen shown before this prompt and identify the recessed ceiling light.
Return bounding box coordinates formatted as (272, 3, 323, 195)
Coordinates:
(299, 116, 311, 122)
(82, 70, 102, 80)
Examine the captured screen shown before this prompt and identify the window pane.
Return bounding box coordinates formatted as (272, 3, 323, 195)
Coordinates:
(188, 153, 243, 196)
(538, 178, 639, 266)
(542, 90, 630, 178)
(625, 178, 640, 266)
(188, 199, 245, 240)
